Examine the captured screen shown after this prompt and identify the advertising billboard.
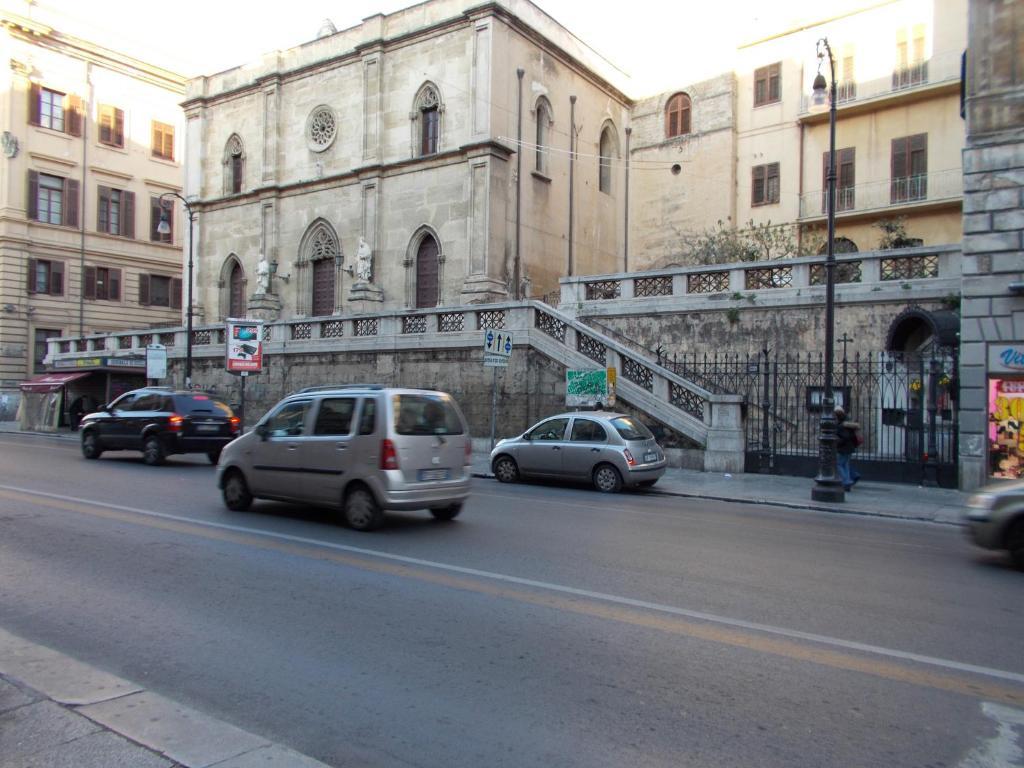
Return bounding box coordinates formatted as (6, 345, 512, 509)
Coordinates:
(226, 319, 263, 373)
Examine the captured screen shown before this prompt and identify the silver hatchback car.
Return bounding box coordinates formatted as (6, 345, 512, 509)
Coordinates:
(216, 385, 472, 531)
(490, 410, 667, 493)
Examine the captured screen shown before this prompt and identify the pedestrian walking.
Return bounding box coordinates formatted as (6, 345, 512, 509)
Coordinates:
(835, 406, 861, 491)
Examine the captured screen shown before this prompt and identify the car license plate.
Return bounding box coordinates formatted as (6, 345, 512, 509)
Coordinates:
(196, 424, 220, 433)
(644, 451, 658, 462)
(418, 468, 449, 481)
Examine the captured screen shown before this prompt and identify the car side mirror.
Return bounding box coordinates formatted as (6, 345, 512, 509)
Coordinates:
(255, 423, 268, 440)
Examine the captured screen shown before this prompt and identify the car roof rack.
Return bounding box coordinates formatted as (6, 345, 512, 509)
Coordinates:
(293, 384, 385, 394)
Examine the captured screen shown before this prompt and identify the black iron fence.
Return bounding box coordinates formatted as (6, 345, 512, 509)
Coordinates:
(665, 349, 959, 487)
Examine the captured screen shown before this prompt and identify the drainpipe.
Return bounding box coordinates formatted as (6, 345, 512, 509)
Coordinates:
(79, 63, 91, 336)
(515, 68, 524, 300)
(624, 125, 631, 272)
(568, 94, 576, 277)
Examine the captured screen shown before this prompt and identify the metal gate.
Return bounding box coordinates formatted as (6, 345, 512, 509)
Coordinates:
(668, 349, 960, 488)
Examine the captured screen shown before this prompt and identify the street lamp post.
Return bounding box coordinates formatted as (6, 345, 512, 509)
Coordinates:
(157, 192, 196, 390)
(810, 38, 845, 503)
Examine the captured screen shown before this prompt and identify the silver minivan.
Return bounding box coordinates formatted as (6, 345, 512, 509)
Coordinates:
(216, 386, 472, 531)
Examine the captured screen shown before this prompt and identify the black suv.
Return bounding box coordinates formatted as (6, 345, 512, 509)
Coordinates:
(80, 388, 240, 466)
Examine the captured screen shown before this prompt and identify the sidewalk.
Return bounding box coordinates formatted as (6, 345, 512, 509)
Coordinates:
(468, 451, 970, 526)
(0, 628, 329, 768)
(1, 422, 969, 525)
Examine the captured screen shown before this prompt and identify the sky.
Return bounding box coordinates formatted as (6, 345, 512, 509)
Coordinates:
(14, 0, 814, 95)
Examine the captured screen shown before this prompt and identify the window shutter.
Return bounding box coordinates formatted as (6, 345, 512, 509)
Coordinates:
(84, 266, 96, 300)
(51, 260, 63, 295)
(752, 165, 765, 204)
(27, 258, 37, 293)
(97, 186, 110, 232)
(171, 278, 182, 310)
(891, 137, 907, 178)
(840, 148, 855, 188)
(28, 84, 40, 125)
(114, 108, 124, 146)
(99, 106, 112, 144)
(110, 268, 121, 301)
(910, 133, 927, 175)
(66, 95, 82, 137)
(139, 273, 150, 305)
(123, 191, 135, 238)
(64, 179, 79, 228)
(27, 170, 38, 220)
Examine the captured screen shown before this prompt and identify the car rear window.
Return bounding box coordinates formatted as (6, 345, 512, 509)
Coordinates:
(176, 394, 234, 417)
(392, 394, 464, 435)
(611, 416, 654, 441)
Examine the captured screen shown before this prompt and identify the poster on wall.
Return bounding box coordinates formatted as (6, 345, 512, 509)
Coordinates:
(989, 377, 1024, 479)
(225, 319, 264, 374)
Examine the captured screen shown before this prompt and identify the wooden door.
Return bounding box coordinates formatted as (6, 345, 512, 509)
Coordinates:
(415, 236, 439, 308)
(312, 259, 335, 316)
(229, 262, 244, 317)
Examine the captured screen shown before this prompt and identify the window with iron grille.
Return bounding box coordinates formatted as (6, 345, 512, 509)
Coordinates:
(355, 318, 378, 337)
(635, 276, 672, 297)
(403, 315, 427, 334)
(670, 382, 705, 421)
(622, 357, 653, 391)
(159, 333, 175, 346)
(687, 271, 730, 294)
(880, 254, 938, 280)
(754, 63, 781, 106)
(139, 334, 153, 347)
(535, 311, 566, 342)
(893, 25, 928, 89)
(291, 323, 312, 340)
(117, 336, 132, 349)
(891, 134, 927, 203)
(752, 163, 780, 206)
(585, 280, 621, 300)
(810, 261, 862, 285)
(192, 330, 212, 345)
(744, 266, 792, 289)
(477, 310, 506, 329)
(439, 312, 465, 333)
(577, 334, 607, 364)
(321, 319, 344, 338)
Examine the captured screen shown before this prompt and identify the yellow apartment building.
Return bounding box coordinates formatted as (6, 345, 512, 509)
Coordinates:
(0, 10, 186, 419)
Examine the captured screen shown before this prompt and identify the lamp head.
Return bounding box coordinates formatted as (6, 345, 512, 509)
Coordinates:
(156, 208, 171, 235)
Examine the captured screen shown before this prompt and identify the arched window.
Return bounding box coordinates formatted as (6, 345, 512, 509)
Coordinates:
(415, 234, 440, 308)
(598, 125, 617, 194)
(413, 83, 442, 157)
(535, 97, 553, 175)
(223, 134, 244, 195)
(817, 237, 859, 254)
(297, 221, 340, 316)
(665, 93, 691, 138)
(217, 255, 246, 320)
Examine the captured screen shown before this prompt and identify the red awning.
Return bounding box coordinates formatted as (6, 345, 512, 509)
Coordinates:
(19, 371, 91, 393)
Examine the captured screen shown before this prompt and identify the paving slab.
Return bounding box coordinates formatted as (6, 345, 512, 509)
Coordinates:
(0, 677, 38, 714)
(79, 690, 272, 768)
(0, 627, 141, 706)
(208, 743, 337, 767)
(0, 699, 101, 760)
(2, 728, 176, 768)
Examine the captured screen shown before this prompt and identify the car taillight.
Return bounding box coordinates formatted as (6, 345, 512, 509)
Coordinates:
(464, 439, 472, 466)
(167, 414, 184, 432)
(229, 416, 241, 433)
(380, 439, 399, 470)
(623, 448, 636, 467)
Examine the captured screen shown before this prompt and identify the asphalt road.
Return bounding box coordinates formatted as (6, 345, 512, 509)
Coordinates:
(1, 433, 1022, 768)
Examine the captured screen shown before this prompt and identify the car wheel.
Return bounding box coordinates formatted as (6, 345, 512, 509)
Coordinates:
(222, 470, 253, 512)
(207, 448, 223, 465)
(430, 503, 462, 521)
(1008, 519, 1024, 571)
(344, 486, 383, 532)
(592, 463, 622, 493)
(81, 431, 103, 460)
(143, 435, 165, 466)
(493, 455, 519, 483)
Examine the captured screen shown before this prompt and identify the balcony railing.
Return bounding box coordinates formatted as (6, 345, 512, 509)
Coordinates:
(799, 168, 962, 219)
(798, 50, 961, 115)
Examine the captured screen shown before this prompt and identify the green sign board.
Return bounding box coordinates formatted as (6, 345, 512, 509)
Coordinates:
(566, 369, 610, 407)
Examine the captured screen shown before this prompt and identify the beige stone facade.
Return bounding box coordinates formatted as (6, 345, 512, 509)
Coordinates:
(0, 11, 185, 408)
(183, 0, 631, 324)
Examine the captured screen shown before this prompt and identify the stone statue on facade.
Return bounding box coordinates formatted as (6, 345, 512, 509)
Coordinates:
(256, 257, 271, 294)
(355, 238, 373, 283)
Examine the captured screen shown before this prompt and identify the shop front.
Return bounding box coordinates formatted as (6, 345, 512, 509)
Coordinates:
(988, 343, 1024, 480)
(18, 356, 147, 432)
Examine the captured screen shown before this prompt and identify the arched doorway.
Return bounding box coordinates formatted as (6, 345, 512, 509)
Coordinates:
(228, 261, 244, 317)
(415, 235, 439, 308)
(312, 258, 335, 316)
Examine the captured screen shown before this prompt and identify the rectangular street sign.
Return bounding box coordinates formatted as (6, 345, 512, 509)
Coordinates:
(483, 329, 513, 367)
(226, 318, 264, 373)
(146, 344, 167, 380)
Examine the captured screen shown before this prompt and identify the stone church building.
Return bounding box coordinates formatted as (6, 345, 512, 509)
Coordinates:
(182, 0, 633, 322)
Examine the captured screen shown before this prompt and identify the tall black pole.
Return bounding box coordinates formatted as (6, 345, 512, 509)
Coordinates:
(515, 67, 524, 300)
(159, 192, 195, 390)
(812, 38, 845, 503)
